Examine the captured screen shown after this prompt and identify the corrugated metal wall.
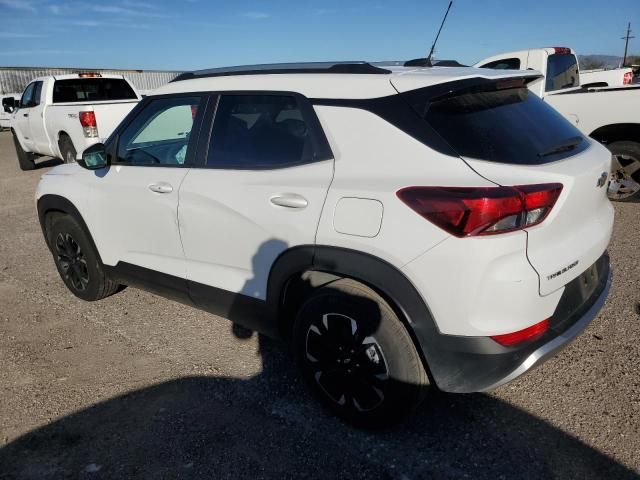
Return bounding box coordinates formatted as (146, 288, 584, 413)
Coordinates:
(0, 67, 183, 95)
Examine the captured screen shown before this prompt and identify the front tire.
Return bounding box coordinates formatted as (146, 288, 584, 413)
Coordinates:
(58, 134, 77, 164)
(12, 131, 35, 171)
(607, 141, 640, 202)
(293, 278, 429, 427)
(49, 215, 120, 301)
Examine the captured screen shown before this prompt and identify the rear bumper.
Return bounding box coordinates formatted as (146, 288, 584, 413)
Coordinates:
(422, 253, 611, 393)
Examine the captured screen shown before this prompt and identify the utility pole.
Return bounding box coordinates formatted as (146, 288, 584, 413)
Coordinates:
(621, 22, 634, 66)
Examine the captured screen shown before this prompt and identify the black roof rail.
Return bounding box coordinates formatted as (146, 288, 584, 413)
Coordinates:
(170, 61, 391, 82)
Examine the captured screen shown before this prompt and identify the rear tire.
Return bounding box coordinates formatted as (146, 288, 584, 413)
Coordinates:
(292, 278, 429, 427)
(58, 134, 77, 164)
(606, 141, 640, 202)
(12, 131, 35, 171)
(49, 215, 120, 301)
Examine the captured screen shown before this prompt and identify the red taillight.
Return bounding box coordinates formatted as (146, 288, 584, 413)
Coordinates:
(623, 71, 633, 85)
(491, 319, 550, 346)
(397, 184, 562, 237)
(553, 47, 572, 55)
(79, 111, 97, 127)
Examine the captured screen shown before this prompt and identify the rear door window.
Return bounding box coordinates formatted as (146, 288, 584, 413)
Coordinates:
(545, 54, 579, 92)
(53, 78, 137, 103)
(411, 81, 588, 165)
(479, 58, 521, 70)
(207, 94, 313, 169)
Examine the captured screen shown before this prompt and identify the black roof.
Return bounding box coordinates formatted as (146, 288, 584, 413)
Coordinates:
(170, 61, 392, 82)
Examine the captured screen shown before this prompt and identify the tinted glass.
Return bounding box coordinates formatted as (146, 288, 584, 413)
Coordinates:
(32, 81, 43, 106)
(53, 78, 137, 103)
(20, 83, 35, 107)
(419, 84, 587, 164)
(117, 96, 201, 166)
(545, 54, 579, 91)
(208, 94, 312, 168)
(480, 58, 521, 70)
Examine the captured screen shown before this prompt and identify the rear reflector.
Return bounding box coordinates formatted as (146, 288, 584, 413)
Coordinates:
(623, 71, 633, 85)
(79, 111, 98, 138)
(397, 184, 562, 237)
(491, 319, 550, 346)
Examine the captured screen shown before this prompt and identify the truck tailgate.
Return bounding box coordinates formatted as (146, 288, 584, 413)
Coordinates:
(91, 101, 139, 140)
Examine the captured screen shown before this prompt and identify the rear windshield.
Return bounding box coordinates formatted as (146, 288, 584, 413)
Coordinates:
(545, 54, 579, 92)
(53, 78, 137, 103)
(415, 83, 588, 164)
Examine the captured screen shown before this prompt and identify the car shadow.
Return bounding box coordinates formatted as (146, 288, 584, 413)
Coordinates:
(0, 332, 636, 480)
(2, 241, 636, 479)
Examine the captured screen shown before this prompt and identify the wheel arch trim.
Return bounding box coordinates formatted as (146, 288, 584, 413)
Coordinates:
(266, 245, 442, 380)
(589, 123, 640, 143)
(37, 194, 103, 264)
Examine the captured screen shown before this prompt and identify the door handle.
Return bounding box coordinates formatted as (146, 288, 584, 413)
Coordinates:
(270, 194, 308, 209)
(23, 113, 29, 117)
(148, 183, 173, 194)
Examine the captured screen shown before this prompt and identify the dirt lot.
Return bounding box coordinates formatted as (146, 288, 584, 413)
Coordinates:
(0, 130, 638, 479)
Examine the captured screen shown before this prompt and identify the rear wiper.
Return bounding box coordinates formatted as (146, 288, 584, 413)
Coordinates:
(537, 136, 583, 158)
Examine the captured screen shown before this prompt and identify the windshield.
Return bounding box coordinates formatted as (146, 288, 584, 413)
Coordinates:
(545, 54, 579, 92)
(415, 83, 588, 164)
(53, 78, 137, 103)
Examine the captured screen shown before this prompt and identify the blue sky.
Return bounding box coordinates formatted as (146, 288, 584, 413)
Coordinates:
(0, 0, 637, 70)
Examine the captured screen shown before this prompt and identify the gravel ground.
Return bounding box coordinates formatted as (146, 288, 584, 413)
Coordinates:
(0, 130, 638, 479)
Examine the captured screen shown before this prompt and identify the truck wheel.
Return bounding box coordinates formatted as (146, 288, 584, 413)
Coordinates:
(607, 141, 640, 202)
(12, 132, 36, 171)
(49, 215, 120, 301)
(58, 134, 77, 164)
(292, 278, 429, 427)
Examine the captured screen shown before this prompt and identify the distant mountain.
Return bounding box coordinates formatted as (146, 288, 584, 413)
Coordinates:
(578, 55, 623, 69)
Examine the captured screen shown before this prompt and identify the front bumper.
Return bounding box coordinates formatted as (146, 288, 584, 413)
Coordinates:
(421, 253, 611, 393)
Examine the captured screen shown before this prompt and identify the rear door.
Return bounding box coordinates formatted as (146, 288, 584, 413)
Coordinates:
(178, 92, 334, 306)
(397, 78, 613, 295)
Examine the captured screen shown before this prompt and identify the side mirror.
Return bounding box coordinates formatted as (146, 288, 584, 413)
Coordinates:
(3, 104, 13, 113)
(79, 143, 109, 170)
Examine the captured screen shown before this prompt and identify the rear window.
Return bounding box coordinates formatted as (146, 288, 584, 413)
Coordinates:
(414, 82, 588, 164)
(53, 78, 137, 103)
(545, 54, 579, 92)
(479, 58, 521, 70)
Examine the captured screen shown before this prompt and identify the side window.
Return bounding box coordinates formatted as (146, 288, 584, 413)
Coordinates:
(116, 96, 201, 166)
(31, 81, 43, 107)
(207, 94, 313, 169)
(20, 83, 35, 108)
(479, 58, 521, 70)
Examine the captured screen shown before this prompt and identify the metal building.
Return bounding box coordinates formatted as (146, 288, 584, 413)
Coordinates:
(0, 66, 183, 95)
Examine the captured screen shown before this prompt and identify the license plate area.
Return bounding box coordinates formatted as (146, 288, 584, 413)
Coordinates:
(550, 253, 609, 334)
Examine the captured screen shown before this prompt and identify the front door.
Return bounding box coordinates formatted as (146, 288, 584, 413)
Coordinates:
(86, 95, 206, 281)
(14, 82, 36, 149)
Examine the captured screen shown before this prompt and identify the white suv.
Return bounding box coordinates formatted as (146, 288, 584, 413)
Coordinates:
(36, 61, 613, 426)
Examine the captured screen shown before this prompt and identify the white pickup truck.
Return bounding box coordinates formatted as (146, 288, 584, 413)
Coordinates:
(476, 47, 640, 201)
(581, 67, 634, 88)
(8, 73, 141, 171)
